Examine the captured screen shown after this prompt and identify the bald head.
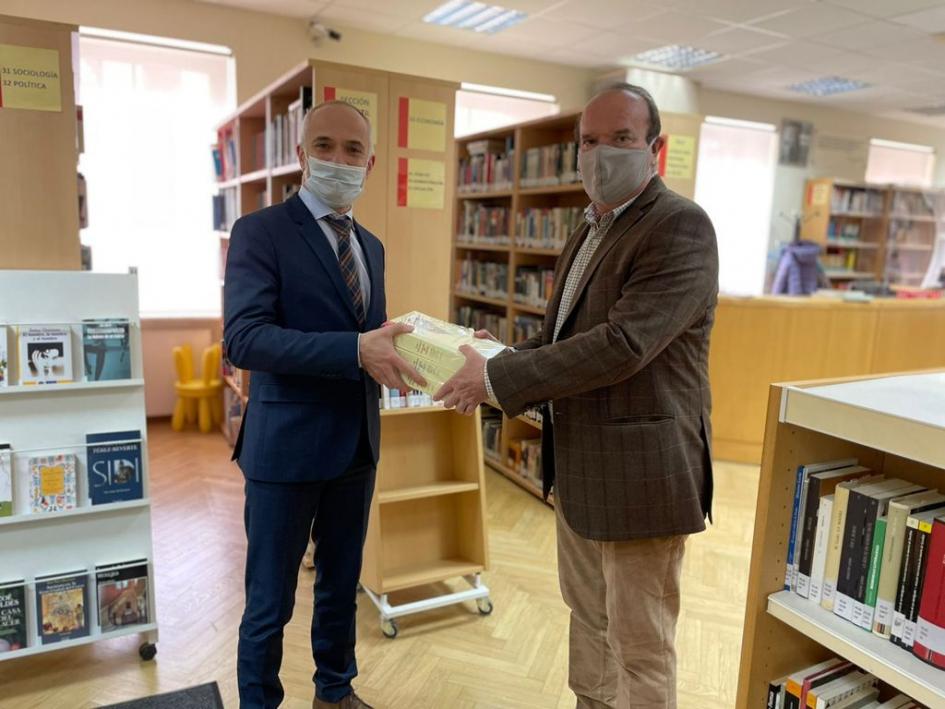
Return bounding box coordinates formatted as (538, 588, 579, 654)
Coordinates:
(302, 101, 372, 154)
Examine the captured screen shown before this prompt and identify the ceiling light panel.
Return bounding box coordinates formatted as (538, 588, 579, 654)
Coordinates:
(423, 0, 527, 34)
(788, 76, 870, 96)
(630, 44, 722, 71)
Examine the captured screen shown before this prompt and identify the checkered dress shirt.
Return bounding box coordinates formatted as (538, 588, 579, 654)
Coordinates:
(484, 196, 636, 405)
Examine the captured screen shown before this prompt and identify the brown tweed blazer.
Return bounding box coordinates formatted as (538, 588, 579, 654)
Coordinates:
(487, 176, 718, 541)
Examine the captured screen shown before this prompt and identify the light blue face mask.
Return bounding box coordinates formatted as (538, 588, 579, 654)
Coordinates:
(304, 156, 367, 210)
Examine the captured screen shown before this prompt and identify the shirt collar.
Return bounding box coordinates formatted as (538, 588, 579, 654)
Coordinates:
(584, 191, 638, 229)
(298, 185, 354, 222)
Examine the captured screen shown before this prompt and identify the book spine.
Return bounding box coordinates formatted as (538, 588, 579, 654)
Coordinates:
(835, 489, 867, 620)
(912, 519, 945, 664)
(902, 521, 934, 649)
(809, 496, 834, 604)
(822, 485, 852, 611)
(861, 517, 886, 630)
(786, 466, 805, 590)
(796, 476, 822, 598)
(892, 521, 919, 646)
(793, 474, 812, 591)
(874, 503, 909, 638)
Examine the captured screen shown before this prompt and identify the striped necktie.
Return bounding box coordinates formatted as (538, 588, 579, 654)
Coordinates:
(322, 214, 365, 327)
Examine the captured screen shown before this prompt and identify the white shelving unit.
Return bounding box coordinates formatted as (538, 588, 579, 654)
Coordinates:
(0, 270, 158, 663)
(737, 370, 945, 709)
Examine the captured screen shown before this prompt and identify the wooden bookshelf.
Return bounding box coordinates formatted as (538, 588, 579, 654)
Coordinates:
(736, 371, 945, 708)
(802, 178, 945, 289)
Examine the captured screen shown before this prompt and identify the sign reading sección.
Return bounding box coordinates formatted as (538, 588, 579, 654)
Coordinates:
(0, 44, 62, 112)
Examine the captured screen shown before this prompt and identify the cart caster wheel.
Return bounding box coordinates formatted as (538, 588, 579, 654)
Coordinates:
(139, 642, 157, 661)
(380, 618, 398, 639)
(476, 597, 494, 615)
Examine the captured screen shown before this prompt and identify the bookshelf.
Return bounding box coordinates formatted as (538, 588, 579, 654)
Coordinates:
(801, 178, 945, 289)
(0, 270, 158, 663)
(452, 112, 585, 500)
(360, 407, 491, 637)
(736, 371, 945, 708)
(214, 59, 458, 441)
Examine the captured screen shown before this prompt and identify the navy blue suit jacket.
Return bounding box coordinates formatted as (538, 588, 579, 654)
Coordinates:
(223, 194, 385, 483)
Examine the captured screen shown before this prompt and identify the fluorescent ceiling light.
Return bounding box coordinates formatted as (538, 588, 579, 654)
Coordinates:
(704, 116, 776, 132)
(788, 76, 869, 97)
(79, 26, 232, 55)
(423, 1, 526, 34)
(460, 82, 556, 103)
(629, 44, 722, 71)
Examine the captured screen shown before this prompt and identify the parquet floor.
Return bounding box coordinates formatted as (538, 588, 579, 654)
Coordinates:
(0, 420, 758, 708)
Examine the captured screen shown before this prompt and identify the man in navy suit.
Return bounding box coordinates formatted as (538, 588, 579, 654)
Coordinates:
(224, 101, 424, 709)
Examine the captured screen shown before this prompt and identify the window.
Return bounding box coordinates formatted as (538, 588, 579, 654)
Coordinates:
(865, 138, 935, 188)
(693, 117, 778, 297)
(78, 34, 235, 317)
(455, 83, 558, 137)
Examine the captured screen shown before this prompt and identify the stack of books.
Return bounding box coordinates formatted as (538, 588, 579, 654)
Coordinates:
(514, 267, 555, 309)
(516, 206, 582, 251)
(458, 137, 514, 193)
(767, 657, 921, 708)
(520, 141, 578, 189)
(458, 202, 510, 246)
(456, 257, 509, 300)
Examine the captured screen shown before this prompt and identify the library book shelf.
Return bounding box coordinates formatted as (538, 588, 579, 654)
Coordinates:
(360, 406, 491, 638)
(736, 370, 945, 708)
(0, 271, 158, 664)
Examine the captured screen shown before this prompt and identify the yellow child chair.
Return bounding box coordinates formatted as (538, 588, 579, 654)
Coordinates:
(172, 343, 223, 433)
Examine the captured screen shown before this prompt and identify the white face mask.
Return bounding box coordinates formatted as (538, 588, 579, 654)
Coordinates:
(304, 156, 367, 210)
(578, 142, 655, 206)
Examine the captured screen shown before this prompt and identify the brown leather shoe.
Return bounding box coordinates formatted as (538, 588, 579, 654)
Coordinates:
(313, 691, 374, 709)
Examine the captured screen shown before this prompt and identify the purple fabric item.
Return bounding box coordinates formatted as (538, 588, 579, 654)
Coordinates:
(772, 241, 822, 295)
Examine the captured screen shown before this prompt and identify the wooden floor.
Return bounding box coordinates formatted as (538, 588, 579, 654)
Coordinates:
(0, 421, 758, 709)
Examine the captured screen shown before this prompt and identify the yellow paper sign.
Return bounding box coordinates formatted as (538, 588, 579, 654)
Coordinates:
(810, 182, 830, 207)
(324, 86, 377, 147)
(663, 135, 696, 179)
(0, 44, 62, 112)
(40, 465, 66, 496)
(398, 97, 446, 152)
(397, 158, 445, 210)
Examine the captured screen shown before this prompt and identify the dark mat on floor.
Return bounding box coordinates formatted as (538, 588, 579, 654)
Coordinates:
(100, 682, 224, 709)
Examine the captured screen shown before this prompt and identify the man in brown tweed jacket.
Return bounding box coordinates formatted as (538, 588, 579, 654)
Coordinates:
(437, 83, 718, 708)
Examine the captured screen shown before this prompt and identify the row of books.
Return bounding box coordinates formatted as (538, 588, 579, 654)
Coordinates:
(455, 306, 508, 344)
(768, 657, 919, 709)
(0, 321, 131, 387)
(822, 252, 860, 272)
(482, 409, 502, 461)
(785, 459, 945, 669)
(0, 431, 143, 517)
(513, 314, 542, 343)
(889, 226, 935, 247)
(890, 192, 935, 218)
(213, 129, 238, 181)
(832, 187, 884, 215)
(456, 258, 509, 301)
(212, 187, 238, 232)
(508, 437, 541, 487)
(0, 561, 150, 652)
(379, 386, 439, 410)
(458, 137, 515, 193)
(514, 266, 555, 309)
(515, 207, 583, 251)
(827, 221, 868, 242)
(457, 203, 510, 245)
(520, 141, 579, 189)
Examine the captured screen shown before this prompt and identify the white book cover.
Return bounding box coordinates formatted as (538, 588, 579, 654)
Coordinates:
(0, 324, 8, 387)
(0, 444, 11, 517)
(809, 495, 834, 604)
(17, 325, 73, 385)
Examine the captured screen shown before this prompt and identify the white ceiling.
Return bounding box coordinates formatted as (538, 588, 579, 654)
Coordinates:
(194, 0, 945, 126)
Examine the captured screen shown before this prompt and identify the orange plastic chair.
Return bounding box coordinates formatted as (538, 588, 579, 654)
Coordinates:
(172, 343, 223, 433)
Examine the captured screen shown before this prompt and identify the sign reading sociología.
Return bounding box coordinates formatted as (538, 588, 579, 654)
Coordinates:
(0, 44, 62, 112)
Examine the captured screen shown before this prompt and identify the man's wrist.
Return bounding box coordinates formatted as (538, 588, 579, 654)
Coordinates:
(483, 359, 499, 407)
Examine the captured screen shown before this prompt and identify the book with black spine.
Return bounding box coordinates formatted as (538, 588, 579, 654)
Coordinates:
(0, 578, 27, 653)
